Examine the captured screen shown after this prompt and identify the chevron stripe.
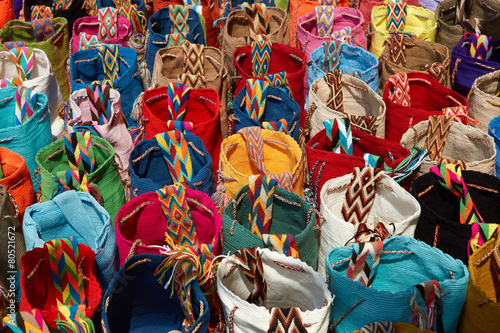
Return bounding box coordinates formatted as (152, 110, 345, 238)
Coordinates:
(167, 83, 191, 121)
(15, 86, 37, 125)
(424, 116, 453, 161)
(469, 33, 494, 61)
(357, 321, 395, 333)
(346, 241, 383, 287)
(165, 119, 194, 133)
(387, 1, 407, 33)
(86, 84, 112, 124)
(385, 34, 406, 67)
(166, 32, 188, 47)
(315, 6, 335, 37)
(233, 248, 267, 305)
(182, 43, 204, 76)
(118, 2, 147, 35)
(269, 308, 308, 333)
(422, 62, 446, 85)
(262, 119, 290, 135)
(251, 40, 272, 77)
(263, 234, 300, 259)
(264, 72, 293, 98)
(350, 115, 378, 135)
(324, 69, 344, 112)
(53, 0, 72, 10)
(238, 127, 268, 173)
(7, 46, 34, 81)
(32, 18, 55, 42)
(442, 105, 478, 126)
(387, 72, 411, 106)
(321, 40, 341, 72)
(97, 7, 119, 40)
(155, 130, 193, 182)
(179, 73, 205, 88)
(410, 280, 442, 330)
(244, 79, 269, 122)
(249, 175, 277, 237)
(246, 4, 270, 36)
(332, 26, 354, 45)
(323, 118, 352, 154)
(78, 32, 100, 50)
(0, 77, 23, 88)
(31, 5, 53, 20)
(319, 0, 340, 5)
(169, 5, 189, 35)
(268, 172, 294, 191)
(96, 44, 120, 83)
(63, 132, 96, 174)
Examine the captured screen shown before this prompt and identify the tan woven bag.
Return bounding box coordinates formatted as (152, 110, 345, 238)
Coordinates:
(469, 69, 500, 132)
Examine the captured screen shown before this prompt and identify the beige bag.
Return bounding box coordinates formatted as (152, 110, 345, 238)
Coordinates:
(378, 36, 451, 94)
(152, 44, 229, 138)
(469, 69, 500, 132)
(308, 71, 386, 139)
(223, 4, 289, 76)
(400, 116, 496, 176)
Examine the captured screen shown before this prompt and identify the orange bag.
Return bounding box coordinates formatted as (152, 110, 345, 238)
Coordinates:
(0, 0, 15, 30)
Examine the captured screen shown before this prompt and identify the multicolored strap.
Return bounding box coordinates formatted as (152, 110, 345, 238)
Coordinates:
(167, 83, 191, 121)
(410, 280, 443, 332)
(3, 309, 52, 333)
(387, 1, 407, 33)
(32, 18, 55, 42)
(246, 4, 270, 37)
(319, 0, 340, 5)
(387, 72, 411, 106)
(31, 5, 53, 20)
(118, 2, 147, 35)
(4, 41, 26, 49)
(356, 322, 395, 333)
(178, 73, 205, 88)
(346, 241, 383, 287)
(96, 44, 120, 84)
(15, 86, 37, 125)
(268, 172, 294, 192)
(265, 72, 293, 98)
(422, 62, 446, 86)
(442, 105, 478, 127)
(385, 34, 406, 67)
(321, 40, 341, 72)
(332, 26, 354, 45)
(166, 32, 188, 47)
(244, 79, 269, 122)
(323, 118, 352, 154)
(155, 130, 194, 183)
(165, 119, 194, 133)
(182, 43, 204, 77)
(364, 147, 427, 183)
(350, 115, 378, 136)
(353, 218, 392, 243)
(7, 47, 34, 81)
(424, 115, 453, 161)
(72, 121, 104, 138)
(239, 127, 268, 173)
(262, 119, 290, 135)
(315, 6, 335, 37)
(323, 69, 344, 112)
(469, 33, 494, 61)
(341, 167, 384, 226)
(97, 7, 119, 40)
(262, 233, 300, 258)
(86, 84, 112, 124)
(169, 5, 189, 35)
(232, 247, 267, 305)
(251, 40, 272, 77)
(53, 0, 72, 10)
(0, 77, 23, 88)
(64, 132, 96, 174)
(78, 32, 100, 50)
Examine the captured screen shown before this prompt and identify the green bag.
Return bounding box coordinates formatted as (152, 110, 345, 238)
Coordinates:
(0, 18, 70, 99)
(35, 132, 124, 222)
(222, 175, 320, 269)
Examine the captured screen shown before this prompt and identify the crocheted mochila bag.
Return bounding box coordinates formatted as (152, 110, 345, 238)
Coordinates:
(1, 309, 66, 333)
(358, 0, 419, 31)
(326, 236, 469, 333)
(222, 175, 320, 269)
(23, 0, 87, 33)
(400, 116, 496, 177)
(217, 247, 332, 333)
(129, 130, 215, 196)
(318, 168, 420, 277)
(471, 69, 500, 132)
(411, 165, 500, 264)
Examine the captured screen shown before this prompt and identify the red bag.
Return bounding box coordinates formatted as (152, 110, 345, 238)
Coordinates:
(383, 72, 468, 143)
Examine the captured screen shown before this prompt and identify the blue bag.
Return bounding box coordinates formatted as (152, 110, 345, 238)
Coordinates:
(488, 115, 500, 178)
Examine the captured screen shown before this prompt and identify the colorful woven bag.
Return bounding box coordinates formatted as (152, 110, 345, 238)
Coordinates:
(0, 18, 70, 99)
(217, 247, 332, 332)
(358, 0, 419, 31)
(152, 44, 229, 137)
(0, 86, 51, 191)
(0, 47, 63, 138)
(24, 0, 86, 33)
(35, 132, 125, 222)
(326, 236, 469, 333)
(0, 148, 35, 222)
(370, 3, 437, 58)
(383, 72, 468, 143)
(145, 6, 206, 71)
(297, 6, 366, 59)
(223, 4, 289, 76)
(450, 34, 500, 97)
(471, 70, 500, 132)
(1, 309, 66, 333)
(308, 70, 386, 138)
(101, 254, 209, 333)
(318, 168, 420, 277)
(129, 130, 215, 196)
(307, 41, 378, 94)
(69, 45, 143, 128)
(353, 321, 435, 333)
(19, 238, 101, 332)
(0, 0, 14, 30)
(412, 165, 500, 263)
(67, 84, 134, 180)
(379, 35, 451, 94)
(138, 84, 221, 170)
(400, 116, 496, 176)
(232, 78, 300, 141)
(22, 190, 118, 287)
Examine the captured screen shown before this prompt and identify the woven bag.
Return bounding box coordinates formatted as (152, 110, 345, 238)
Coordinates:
(101, 254, 209, 333)
(145, 6, 206, 71)
(435, 0, 500, 51)
(71, 13, 132, 53)
(471, 70, 500, 132)
(1, 309, 66, 333)
(0, 18, 70, 99)
(353, 321, 435, 333)
(326, 236, 469, 333)
(318, 169, 420, 277)
(488, 115, 500, 177)
(22, 190, 118, 287)
(70, 46, 143, 128)
(36, 132, 125, 222)
(379, 35, 451, 94)
(358, 0, 419, 31)
(411, 166, 500, 264)
(217, 247, 332, 333)
(307, 41, 378, 94)
(0, 185, 25, 289)
(458, 235, 500, 332)
(152, 44, 229, 138)
(400, 117, 496, 177)
(450, 35, 500, 97)
(297, 7, 366, 59)
(370, 4, 436, 58)
(0, 0, 14, 30)
(23, 0, 86, 33)
(223, 5, 289, 76)
(67, 85, 134, 180)
(232, 79, 300, 142)
(129, 130, 215, 196)
(19, 238, 101, 331)
(0, 47, 63, 138)
(383, 72, 468, 143)
(0, 149, 35, 223)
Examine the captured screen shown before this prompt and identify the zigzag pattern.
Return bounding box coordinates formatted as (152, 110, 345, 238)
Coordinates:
(78, 32, 100, 50)
(319, 0, 340, 5)
(385, 34, 406, 66)
(86, 84, 112, 124)
(323, 118, 353, 154)
(244, 79, 269, 122)
(8, 46, 34, 81)
(268, 307, 308, 333)
(423, 62, 446, 85)
(31, 5, 53, 20)
(64, 132, 96, 174)
(249, 175, 277, 237)
(96, 44, 120, 82)
(268, 172, 294, 191)
(387, 1, 407, 33)
(0, 77, 23, 88)
(4, 41, 26, 49)
(15, 86, 37, 125)
(262, 119, 290, 135)
(233, 247, 267, 306)
(32, 18, 55, 42)
(251, 40, 272, 77)
(97, 8, 119, 40)
(341, 167, 383, 225)
(387, 72, 411, 106)
(358, 321, 395, 333)
(182, 43, 204, 76)
(179, 73, 206, 88)
(3, 309, 47, 333)
(321, 40, 341, 72)
(246, 4, 270, 36)
(354, 218, 392, 243)
(424, 115, 453, 161)
(346, 241, 383, 287)
(315, 6, 335, 37)
(469, 33, 494, 61)
(167, 83, 191, 121)
(118, 3, 147, 35)
(239, 127, 268, 174)
(72, 121, 105, 138)
(169, 5, 189, 34)
(442, 105, 478, 126)
(165, 32, 188, 47)
(350, 115, 378, 135)
(332, 26, 354, 45)
(265, 72, 293, 98)
(53, 0, 72, 10)
(324, 69, 344, 112)
(363, 153, 386, 170)
(263, 234, 300, 259)
(155, 130, 193, 182)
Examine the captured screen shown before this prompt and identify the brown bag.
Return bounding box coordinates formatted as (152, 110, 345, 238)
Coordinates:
(469, 69, 500, 132)
(379, 35, 451, 94)
(152, 44, 229, 138)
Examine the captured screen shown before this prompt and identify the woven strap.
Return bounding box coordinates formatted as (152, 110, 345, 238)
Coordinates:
(442, 105, 478, 127)
(169, 5, 189, 35)
(246, 4, 270, 37)
(265, 72, 293, 98)
(332, 26, 354, 45)
(3, 309, 52, 333)
(319, 0, 340, 5)
(424, 115, 453, 161)
(0, 77, 23, 88)
(53, 0, 73, 10)
(7, 46, 34, 81)
(239, 126, 267, 173)
(166, 32, 188, 46)
(96, 44, 120, 84)
(323, 118, 352, 154)
(167, 83, 191, 121)
(385, 34, 406, 66)
(78, 33, 100, 50)
(469, 33, 494, 60)
(64, 132, 96, 174)
(324, 69, 344, 112)
(422, 62, 446, 85)
(346, 241, 383, 287)
(387, 72, 411, 106)
(32, 18, 55, 42)
(353, 218, 392, 243)
(262, 119, 290, 135)
(118, 2, 147, 35)
(15, 86, 38, 125)
(244, 79, 269, 122)
(356, 322, 395, 333)
(233, 247, 267, 306)
(86, 84, 112, 124)
(387, 1, 407, 33)
(410, 280, 443, 332)
(251, 40, 272, 77)
(364, 148, 427, 182)
(31, 5, 53, 20)
(97, 7, 119, 40)
(155, 130, 194, 183)
(72, 122, 104, 138)
(321, 40, 341, 72)
(315, 6, 335, 37)
(179, 43, 206, 88)
(349, 115, 378, 135)
(165, 119, 194, 133)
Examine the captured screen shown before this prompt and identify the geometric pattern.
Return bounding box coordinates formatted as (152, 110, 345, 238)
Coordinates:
(357, 321, 395, 333)
(251, 40, 272, 77)
(96, 44, 120, 83)
(244, 79, 270, 122)
(268, 307, 308, 333)
(409, 280, 443, 331)
(424, 115, 453, 161)
(97, 8, 119, 40)
(78, 32, 100, 50)
(422, 62, 446, 86)
(324, 69, 344, 113)
(332, 26, 354, 45)
(262, 119, 291, 135)
(155, 130, 193, 183)
(469, 33, 494, 61)
(15, 86, 37, 125)
(323, 118, 352, 154)
(387, 72, 411, 107)
(178, 72, 205, 89)
(264, 72, 293, 98)
(32, 18, 55, 42)
(350, 115, 378, 136)
(2, 309, 51, 333)
(64, 132, 96, 174)
(321, 40, 341, 72)
(31, 5, 54, 20)
(233, 247, 267, 306)
(118, 2, 147, 35)
(182, 43, 204, 77)
(249, 175, 277, 238)
(167, 82, 191, 121)
(346, 241, 383, 287)
(385, 34, 406, 67)
(246, 4, 270, 37)
(85, 84, 112, 125)
(315, 6, 334, 37)
(53, 0, 72, 10)
(169, 4, 189, 35)
(387, 1, 407, 33)
(442, 105, 478, 127)
(165, 32, 188, 47)
(238, 127, 268, 174)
